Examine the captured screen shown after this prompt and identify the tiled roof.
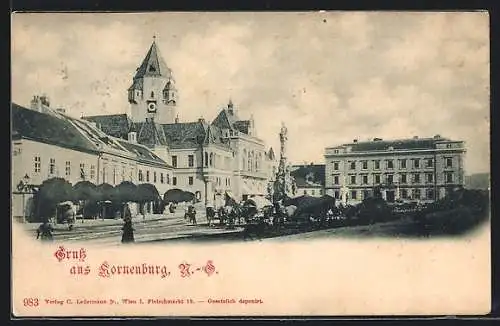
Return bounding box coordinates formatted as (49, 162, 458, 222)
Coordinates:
(137, 119, 168, 147)
(161, 121, 231, 150)
(115, 139, 170, 167)
(133, 40, 172, 80)
(233, 120, 250, 134)
(11, 103, 98, 153)
(211, 108, 251, 135)
(82, 114, 131, 139)
(291, 164, 326, 187)
(336, 137, 451, 152)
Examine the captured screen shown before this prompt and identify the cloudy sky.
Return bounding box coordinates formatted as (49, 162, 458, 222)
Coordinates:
(11, 12, 490, 174)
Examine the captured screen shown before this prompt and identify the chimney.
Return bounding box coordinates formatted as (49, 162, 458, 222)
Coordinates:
(128, 131, 137, 143)
(198, 117, 205, 123)
(433, 134, 441, 139)
(353, 139, 358, 143)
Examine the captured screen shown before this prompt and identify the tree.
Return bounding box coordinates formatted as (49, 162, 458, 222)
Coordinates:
(96, 183, 115, 219)
(34, 177, 74, 222)
(137, 183, 161, 215)
(73, 181, 97, 220)
(114, 181, 138, 218)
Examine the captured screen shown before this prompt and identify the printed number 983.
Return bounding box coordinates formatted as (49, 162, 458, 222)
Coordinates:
(23, 298, 39, 307)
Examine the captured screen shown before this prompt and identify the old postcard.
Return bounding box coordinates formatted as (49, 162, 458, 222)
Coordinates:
(11, 11, 490, 317)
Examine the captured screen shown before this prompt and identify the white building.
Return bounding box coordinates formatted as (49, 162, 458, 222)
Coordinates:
(83, 38, 277, 203)
(324, 136, 466, 205)
(11, 100, 174, 221)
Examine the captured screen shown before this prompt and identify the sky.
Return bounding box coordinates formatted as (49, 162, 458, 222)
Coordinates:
(11, 12, 490, 174)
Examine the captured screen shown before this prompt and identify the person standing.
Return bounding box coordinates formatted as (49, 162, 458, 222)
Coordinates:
(121, 217, 135, 244)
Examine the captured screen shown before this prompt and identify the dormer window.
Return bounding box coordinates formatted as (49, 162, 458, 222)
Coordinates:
(149, 65, 156, 72)
(150, 91, 154, 98)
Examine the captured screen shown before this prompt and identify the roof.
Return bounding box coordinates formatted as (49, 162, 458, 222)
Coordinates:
(82, 114, 131, 139)
(133, 40, 172, 80)
(115, 139, 170, 167)
(333, 137, 453, 152)
(290, 164, 326, 187)
(137, 119, 168, 147)
(162, 120, 231, 150)
(211, 108, 252, 135)
(11, 103, 98, 153)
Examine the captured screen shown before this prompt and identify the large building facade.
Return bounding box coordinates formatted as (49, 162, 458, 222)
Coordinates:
(11, 100, 174, 220)
(324, 136, 466, 205)
(83, 39, 277, 204)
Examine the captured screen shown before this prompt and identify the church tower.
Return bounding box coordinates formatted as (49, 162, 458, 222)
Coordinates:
(128, 37, 178, 124)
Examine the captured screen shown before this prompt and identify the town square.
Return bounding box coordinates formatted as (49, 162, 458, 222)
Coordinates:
(11, 12, 490, 245)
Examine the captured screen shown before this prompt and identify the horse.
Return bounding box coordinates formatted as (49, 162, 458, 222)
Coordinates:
(206, 206, 216, 227)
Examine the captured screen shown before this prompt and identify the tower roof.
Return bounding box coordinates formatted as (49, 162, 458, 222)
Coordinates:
(134, 40, 173, 79)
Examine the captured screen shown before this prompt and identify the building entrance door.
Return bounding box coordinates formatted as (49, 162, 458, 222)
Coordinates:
(386, 190, 395, 202)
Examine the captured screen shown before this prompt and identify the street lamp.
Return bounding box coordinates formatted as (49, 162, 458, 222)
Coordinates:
(16, 174, 32, 223)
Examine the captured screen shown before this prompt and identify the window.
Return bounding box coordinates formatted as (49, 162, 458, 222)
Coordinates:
(80, 163, 86, 179)
(188, 155, 194, 167)
(121, 165, 125, 181)
(351, 190, 357, 200)
(426, 173, 433, 183)
(166, 174, 170, 184)
(363, 190, 371, 199)
(374, 174, 381, 184)
(205, 152, 209, 167)
(311, 190, 315, 196)
(113, 167, 116, 185)
(400, 173, 407, 184)
(90, 165, 96, 180)
(334, 150, 339, 154)
(401, 189, 408, 199)
(374, 160, 380, 170)
(129, 168, 134, 181)
(362, 175, 368, 184)
(153, 172, 157, 183)
(350, 161, 356, 170)
(426, 189, 434, 200)
(446, 143, 452, 148)
(413, 173, 420, 184)
(445, 157, 453, 168)
(362, 161, 368, 169)
(146, 171, 150, 182)
(102, 165, 107, 183)
(303, 190, 307, 195)
(350, 175, 356, 185)
(188, 176, 194, 185)
(34, 156, 41, 173)
(399, 159, 407, 169)
(319, 189, 323, 195)
(160, 173, 164, 184)
(172, 156, 177, 168)
(333, 162, 339, 170)
(150, 91, 154, 98)
(138, 170, 143, 182)
(426, 158, 433, 168)
(387, 160, 394, 169)
(49, 158, 56, 175)
(172, 176, 177, 186)
(333, 176, 339, 185)
(334, 191, 340, 199)
(413, 159, 420, 169)
(387, 174, 394, 184)
(445, 172, 453, 183)
(65, 161, 71, 176)
(414, 189, 421, 199)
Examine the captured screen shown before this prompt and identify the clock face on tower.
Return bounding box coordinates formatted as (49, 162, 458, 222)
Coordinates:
(147, 101, 157, 113)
